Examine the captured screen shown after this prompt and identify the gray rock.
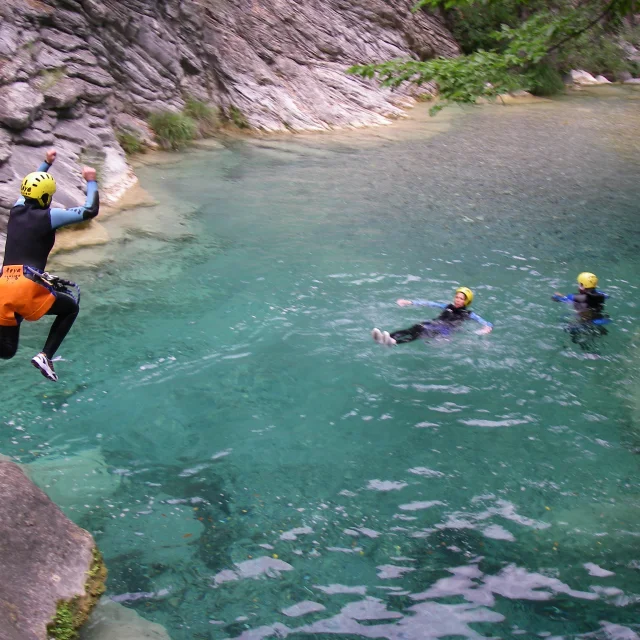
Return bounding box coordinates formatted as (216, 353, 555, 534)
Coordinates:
(0, 49, 32, 85)
(66, 62, 115, 87)
(0, 163, 16, 184)
(0, 22, 20, 57)
(79, 599, 172, 640)
(43, 76, 86, 108)
(86, 105, 108, 117)
(0, 83, 44, 130)
(31, 112, 57, 134)
(113, 112, 157, 148)
(52, 8, 90, 36)
(0, 181, 19, 206)
(58, 100, 88, 120)
(35, 42, 69, 71)
(14, 128, 55, 147)
(40, 28, 87, 52)
(0, 459, 103, 640)
(83, 0, 110, 25)
(54, 120, 103, 148)
(76, 79, 113, 103)
(0, 128, 12, 164)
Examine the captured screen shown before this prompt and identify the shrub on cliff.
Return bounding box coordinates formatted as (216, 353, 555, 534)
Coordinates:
(184, 98, 220, 137)
(148, 111, 197, 150)
(116, 131, 146, 155)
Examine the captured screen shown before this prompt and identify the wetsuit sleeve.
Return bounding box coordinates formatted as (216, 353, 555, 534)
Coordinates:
(49, 181, 100, 229)
(13, 161, 52, 206)
(552, 294, 575, 303)
(468, 312, 493, 328)
(411, 300, 447, 308)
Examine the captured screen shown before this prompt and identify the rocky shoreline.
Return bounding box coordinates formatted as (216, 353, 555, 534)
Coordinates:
(0, 0, 461, 230)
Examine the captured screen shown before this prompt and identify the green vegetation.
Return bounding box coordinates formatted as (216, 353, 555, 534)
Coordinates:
(48, 602, 76, 640)
(148, 110, 198, 150)
(46, 546, 107, 639)
(184, 97, 220, 136)
(116, 131, 146, 155)
(228, 105, 250, 129)
(349, 0, 638, 115)
(148, 99, 222, 150)
(555, 26, 638, 79)
(526, 62, 566, 96)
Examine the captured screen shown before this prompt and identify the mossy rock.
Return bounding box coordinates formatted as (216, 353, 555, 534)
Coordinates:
(47, 547, 107, 640)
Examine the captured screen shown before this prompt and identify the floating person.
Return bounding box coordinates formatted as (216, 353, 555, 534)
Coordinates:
(552, 272, 610, 351)
(0, 148, 99, 381)
(372, 287, 493, 346)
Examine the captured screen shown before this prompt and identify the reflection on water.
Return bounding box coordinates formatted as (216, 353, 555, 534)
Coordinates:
(2, 88, 640, 639)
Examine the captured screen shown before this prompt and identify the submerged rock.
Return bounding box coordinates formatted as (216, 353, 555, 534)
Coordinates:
(80, 599, 172, 640)
(0, 458, 106, 640)
(25, 447, 122, 514)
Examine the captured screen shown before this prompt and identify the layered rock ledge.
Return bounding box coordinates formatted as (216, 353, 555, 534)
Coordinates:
(0, 0, 458, 230)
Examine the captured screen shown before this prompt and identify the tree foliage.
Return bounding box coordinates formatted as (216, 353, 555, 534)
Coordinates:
(348, 0, 637, 114)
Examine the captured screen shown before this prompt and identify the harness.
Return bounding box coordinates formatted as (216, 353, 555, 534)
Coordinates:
(24, 266, 81, 304)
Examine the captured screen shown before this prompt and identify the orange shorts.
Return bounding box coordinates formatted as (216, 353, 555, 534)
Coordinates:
(0, 265, 56, 327)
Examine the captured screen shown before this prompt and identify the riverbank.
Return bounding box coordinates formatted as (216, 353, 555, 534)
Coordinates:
(2, 83, 637, 269)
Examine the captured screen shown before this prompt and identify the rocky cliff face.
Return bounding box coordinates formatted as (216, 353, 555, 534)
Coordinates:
(0, 0, 457, 231)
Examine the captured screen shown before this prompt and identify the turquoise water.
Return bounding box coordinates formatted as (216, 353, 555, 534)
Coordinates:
(2, 88, 640, 639)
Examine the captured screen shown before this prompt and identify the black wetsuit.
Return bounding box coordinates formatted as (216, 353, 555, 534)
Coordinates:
(391, 303, 489, 343)
(553, 289, 609, 351)
(0, 162, 99, 361)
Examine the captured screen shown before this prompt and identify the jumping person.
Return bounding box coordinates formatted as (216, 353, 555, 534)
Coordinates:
(552, 272, 610, 350)
(372, 287, 492, 346)
(0, 148, 99, 381)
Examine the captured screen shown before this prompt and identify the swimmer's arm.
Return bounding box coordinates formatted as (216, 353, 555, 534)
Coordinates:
(13, 161, 53, 207)
(552, 293, 574, 303)
(50, 181, 100, 229)
(404, 300, 447, 308)
(469, 312, 493, 333)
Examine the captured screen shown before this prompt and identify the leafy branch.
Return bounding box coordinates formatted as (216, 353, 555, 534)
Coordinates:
(349, 0, 637, 114)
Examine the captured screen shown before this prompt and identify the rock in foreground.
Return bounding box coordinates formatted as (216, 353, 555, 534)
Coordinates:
(0, 458, 106, 640)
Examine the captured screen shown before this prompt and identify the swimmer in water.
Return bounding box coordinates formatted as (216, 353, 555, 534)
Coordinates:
(552, 272, 610, 351)
(372, 287, 492, 346)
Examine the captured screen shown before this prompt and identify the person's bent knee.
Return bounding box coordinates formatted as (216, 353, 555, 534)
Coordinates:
(0, 343, 18, 359)
(0, 326, 20, 359)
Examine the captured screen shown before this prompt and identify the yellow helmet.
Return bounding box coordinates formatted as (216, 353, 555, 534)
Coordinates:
(577, 272, 598, 289)
(20, 172, 56, 208)
(455, 286, 473, 305)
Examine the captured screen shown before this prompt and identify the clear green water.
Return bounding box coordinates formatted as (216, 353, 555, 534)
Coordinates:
(2, 88, 640, 639)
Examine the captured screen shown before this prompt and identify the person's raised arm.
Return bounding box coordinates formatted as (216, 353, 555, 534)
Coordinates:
(49, 166, 99, 229)
(39, 148, 56, 172)
(397, 299, 446, 308)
